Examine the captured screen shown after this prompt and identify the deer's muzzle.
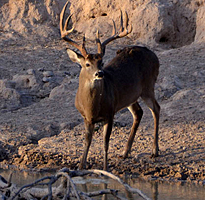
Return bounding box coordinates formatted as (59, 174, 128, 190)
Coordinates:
(95, 70, 104, 79)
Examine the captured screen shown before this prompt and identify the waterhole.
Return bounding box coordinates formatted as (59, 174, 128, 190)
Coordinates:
(0, 169, 204, 200)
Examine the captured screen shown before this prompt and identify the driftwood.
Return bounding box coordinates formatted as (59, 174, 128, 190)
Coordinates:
(0, 168, 151, 200)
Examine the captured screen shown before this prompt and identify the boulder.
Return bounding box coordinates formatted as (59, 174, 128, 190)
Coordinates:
(0, 80, 21, 111)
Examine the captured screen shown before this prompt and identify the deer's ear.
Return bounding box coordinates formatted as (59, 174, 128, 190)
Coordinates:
(67, 49, 84, 64)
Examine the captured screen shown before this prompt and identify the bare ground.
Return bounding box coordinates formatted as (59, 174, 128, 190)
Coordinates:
(0, 36, 205, 185)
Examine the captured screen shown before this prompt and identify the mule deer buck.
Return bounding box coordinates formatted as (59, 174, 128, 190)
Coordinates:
(60, 1, 160, 171)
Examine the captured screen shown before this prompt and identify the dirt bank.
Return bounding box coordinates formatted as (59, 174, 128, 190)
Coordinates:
(0, 38, 204, 184)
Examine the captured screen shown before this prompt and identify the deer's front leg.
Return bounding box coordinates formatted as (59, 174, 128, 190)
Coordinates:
(103, 119, 113, 171)
(79, 120, 94, 169)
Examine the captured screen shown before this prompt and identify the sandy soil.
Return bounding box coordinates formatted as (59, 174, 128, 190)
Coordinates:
(0, 32, 204, 185)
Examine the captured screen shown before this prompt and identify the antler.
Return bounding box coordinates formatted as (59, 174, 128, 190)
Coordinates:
(60, 1, 88, 57)
(96, 10, 132, 56)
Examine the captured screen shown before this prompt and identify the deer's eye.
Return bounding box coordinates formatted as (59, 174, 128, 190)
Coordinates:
(86, 63, 90, 67)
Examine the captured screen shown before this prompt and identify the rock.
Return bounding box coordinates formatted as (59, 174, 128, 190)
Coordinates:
(38, 68, 45, 72)
(27, 69, 36, 75)
(58, 64, 68, 71)
(45, 124, 59, 137)
(195, 5, 205, 43)
(1, 87, 20, 100)
(172, 89, 198, 101)
(64, 72, 71, 77)
(0, 0, 66, 38)
(60, 122, 78, 130)
(0, 142, 8, 161)
(0, 79, 21, 111)
(42, 77, 52, 83)
(27, 127, 41, 142)
(12, 74, 39, 89)
(49, 83, 70, 99)
(0, 80, 15, 91)
(175, 171, 188, 180)
(43, 71, 54, 77)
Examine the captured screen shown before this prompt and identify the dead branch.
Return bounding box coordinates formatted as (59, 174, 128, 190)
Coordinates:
(88, 169, 152, 200)
(80, 189, 127, 200)
(0, 168, 151, 200)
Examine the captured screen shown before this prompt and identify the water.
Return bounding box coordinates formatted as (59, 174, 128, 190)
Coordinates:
(0, 169, 204, 200)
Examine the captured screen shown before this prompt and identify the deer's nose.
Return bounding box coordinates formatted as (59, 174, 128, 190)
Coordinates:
(95, 70, 104, 78)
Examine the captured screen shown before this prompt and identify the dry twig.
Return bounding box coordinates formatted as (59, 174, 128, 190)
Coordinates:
(0, 168, 151, 200)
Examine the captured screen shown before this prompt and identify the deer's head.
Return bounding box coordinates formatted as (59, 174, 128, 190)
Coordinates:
(67, 49, 104, 81)
(60, 1, 132, 82)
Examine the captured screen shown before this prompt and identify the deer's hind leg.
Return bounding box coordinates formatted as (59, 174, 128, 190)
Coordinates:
(123, 102, 143, 158)
(142, 95, 160, 157)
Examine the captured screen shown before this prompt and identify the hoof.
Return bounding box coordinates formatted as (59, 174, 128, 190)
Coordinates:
(151, 152, 159, 158)
(117, 155, 125, 159)
(122, 151, 130, 159)
(79, 163, 85, 170)
(103, 167, 108, 171)
(151, 147, 159, 158)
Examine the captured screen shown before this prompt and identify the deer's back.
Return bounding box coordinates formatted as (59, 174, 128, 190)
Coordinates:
(103, 46, 159, 111)
(105, 46, 159, 80)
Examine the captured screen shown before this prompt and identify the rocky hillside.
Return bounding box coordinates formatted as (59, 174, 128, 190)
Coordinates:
(0, 0, 204, 47)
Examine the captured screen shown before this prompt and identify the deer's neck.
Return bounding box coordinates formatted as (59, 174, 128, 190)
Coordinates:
(86, 78, 104, 100)
(76, 77, 105, 122)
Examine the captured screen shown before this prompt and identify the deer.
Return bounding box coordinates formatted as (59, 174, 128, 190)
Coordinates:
(60, 1, 160, 171)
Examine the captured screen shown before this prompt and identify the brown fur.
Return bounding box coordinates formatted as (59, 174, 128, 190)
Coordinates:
(67, 46, 160, 170)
